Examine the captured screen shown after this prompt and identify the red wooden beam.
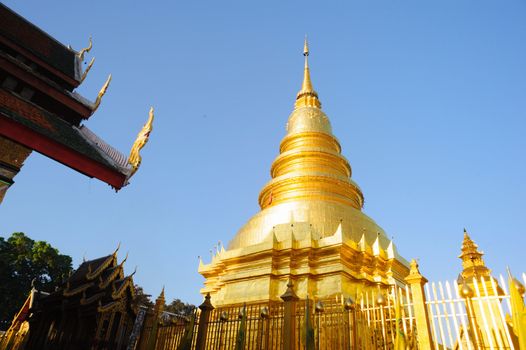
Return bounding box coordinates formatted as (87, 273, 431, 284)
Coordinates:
(0, 116, 127, 190)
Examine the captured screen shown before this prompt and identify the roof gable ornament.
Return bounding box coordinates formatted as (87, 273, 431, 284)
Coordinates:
(128, 107, 154, 177)
(77, 36, 92, 62)
(80, 57, 95, 84)
(77, 36, 95, 84)
(92, 74, 112, 113)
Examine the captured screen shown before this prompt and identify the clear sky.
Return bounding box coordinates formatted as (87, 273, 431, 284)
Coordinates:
(1, 1, 525, 305)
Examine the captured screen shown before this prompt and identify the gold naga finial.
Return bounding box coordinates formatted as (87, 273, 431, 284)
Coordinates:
(128, 107, 154, 176)
(295, 36, 321, 109)
(92, 74, 112, 112)
(113, 241, 121, 257)
(77, 36, 93, 62)
(80, 57, 95, 84)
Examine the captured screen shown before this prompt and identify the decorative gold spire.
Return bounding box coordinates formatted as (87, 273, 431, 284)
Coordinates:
(295, 37, 321, 109)
(153, 287, 165, 315)
(255, 40, 363, 212)
(459, 229, 491, 280)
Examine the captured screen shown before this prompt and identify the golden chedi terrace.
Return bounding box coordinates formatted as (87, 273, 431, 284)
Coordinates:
(199, 39, 410, 306)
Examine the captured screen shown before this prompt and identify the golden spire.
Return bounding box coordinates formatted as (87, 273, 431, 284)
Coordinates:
(459, 229, 491, 280)
(255, 38, 364, 214)
(295, 37, 321, 109)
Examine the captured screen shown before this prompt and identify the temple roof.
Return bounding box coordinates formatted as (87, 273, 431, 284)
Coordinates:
(33, 250, 136, 316)
(0, 91, 130, 183)
(0, 4, 153, 191)
(0, 4, 79, 88)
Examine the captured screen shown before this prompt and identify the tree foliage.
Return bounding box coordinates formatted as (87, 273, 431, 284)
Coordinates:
(0, 232, 72, 330)
(133, 284, 154, 308)
(132, 285, 195, 316)
(165, 298, 195, 316)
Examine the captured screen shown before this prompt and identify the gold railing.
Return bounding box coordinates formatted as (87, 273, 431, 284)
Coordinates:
(424, 274, 526, 350)
(135, 271, 526, 350)
(1, 271, 524, 350)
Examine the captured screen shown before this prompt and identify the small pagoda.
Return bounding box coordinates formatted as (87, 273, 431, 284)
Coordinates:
(0, 4, 154, 204)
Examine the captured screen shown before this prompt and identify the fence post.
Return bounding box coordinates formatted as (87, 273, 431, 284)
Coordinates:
(281, 279, 299, 350)
(195, 293, 214, 350)
(404, 259, 433, 349)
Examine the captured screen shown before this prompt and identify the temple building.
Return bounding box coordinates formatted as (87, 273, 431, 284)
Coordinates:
(0, 4, 154, 204)
(0, 249, 137, 350)
(199, 40, 410, 306)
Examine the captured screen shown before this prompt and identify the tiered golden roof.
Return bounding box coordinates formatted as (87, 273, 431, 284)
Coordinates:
(200, 39, 410, 305)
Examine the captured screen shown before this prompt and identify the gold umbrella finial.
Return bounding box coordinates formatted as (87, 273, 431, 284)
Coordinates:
(295, 36, 321, 109)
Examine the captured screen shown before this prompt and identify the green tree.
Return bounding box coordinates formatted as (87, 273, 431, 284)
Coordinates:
(133, 284, 154, 308)
(0, 232, 72, 330)
(165, 298, 195, 316)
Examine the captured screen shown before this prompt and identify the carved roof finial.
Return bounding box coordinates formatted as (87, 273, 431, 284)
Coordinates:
(92, 74, 112, 112)
(77, 36, 92, 62)
(128, 107, 154, 177)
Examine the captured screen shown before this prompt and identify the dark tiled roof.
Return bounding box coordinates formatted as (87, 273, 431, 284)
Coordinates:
(0, 89, 126, 175)
(68, 255, 114, 285)
(0, 4, 76, 79)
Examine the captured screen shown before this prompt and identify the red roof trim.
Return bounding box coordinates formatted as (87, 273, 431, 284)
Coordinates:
(0, 116, 127, 189)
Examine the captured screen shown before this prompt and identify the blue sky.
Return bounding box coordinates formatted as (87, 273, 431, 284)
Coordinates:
(1, 1, 525, 305)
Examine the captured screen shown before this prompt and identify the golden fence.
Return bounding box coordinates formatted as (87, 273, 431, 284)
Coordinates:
(2, 273, 525, 350)
(424, 274, 526, 350)
(133, 272, 526, 350)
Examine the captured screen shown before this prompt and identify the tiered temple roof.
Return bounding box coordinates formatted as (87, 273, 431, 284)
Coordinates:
(0, 4, 153, 203)
(22, 249, 137, 349)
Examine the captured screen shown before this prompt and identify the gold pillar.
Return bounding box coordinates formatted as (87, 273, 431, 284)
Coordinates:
(404, 259, 433, 349)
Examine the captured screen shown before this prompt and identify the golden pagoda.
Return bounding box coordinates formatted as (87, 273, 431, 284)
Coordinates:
(199, 39, 410, 306)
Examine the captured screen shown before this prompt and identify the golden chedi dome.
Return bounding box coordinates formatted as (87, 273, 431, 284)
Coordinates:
(200, 39, 409, 305)
(229, 39, 387, 251)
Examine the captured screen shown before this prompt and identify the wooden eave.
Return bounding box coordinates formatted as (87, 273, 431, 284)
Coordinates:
(0, 115, 127, 189)
(0, 53, 92, 121)
(80, 291, 105, 306)
(63, 282, 94, 297)
(112, 277, 135, 300)
(99, 266, 124, 289)
(0, 31, 79, 90)
(87, 254, 117, 280)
